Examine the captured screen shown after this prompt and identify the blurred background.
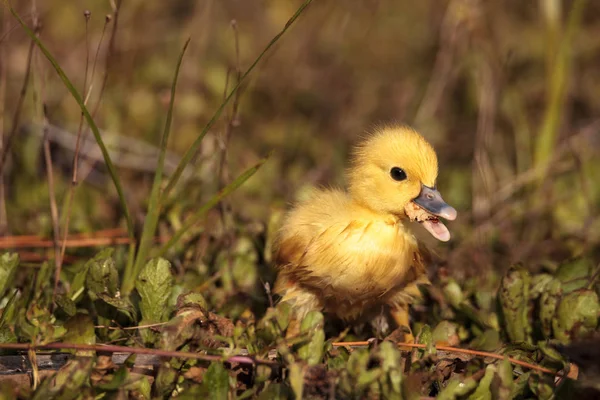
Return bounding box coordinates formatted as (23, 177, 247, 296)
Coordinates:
(1, 0, 599, 290)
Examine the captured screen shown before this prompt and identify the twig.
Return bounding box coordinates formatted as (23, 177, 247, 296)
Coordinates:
(218, 19, 242, 190)
(0, 3, 8, 235)
(0, 235, 166, 249)
(94, 322, 168, 331)
(90, 1, 120, 119)
(0, 342, 280, 368)
(0, 228, 126, 243)
(12, 251, 78, 264)
(76, 12, 111, 182)
(0, 16, 39, 178)
(54, 9, 98, 306)
(42, 122, 61, 276)
(331, 341, 560, 376)
(163, 0, 314, 197)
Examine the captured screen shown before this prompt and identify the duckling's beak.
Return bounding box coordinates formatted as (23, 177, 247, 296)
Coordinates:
(413, 185, 457, 242)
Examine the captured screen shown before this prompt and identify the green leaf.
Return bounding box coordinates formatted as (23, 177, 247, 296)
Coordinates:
(529, 273, 554, 299)
(135, 258, 174, 323)
(498, 264, 531, 343)
(96, 364, 129, 391)
(416, 324, 435, 357)
(34, 261, 54, 303)
(469, 329, 501, 351)
(495, 357, 515, 399)
(46, 358, 94, 400)
(85, 249, 118, 300)
(467, 365, 494, 400)
(432, 320, 459, 345)
(443, 279, 464, 308)
(377, 341, 402, 396)
(539, 278, 562, 338)
(96, 292, 137, 321)
(55, 294, 77, 317)
(201, 362, 230, 400)
(257, 383, 292, 400)
(347, 348, 369, 376)
(553, 289, 599, 344)
(125, 375, 151, 399)
(437, 374, 479, 400)
(528, 373, 554, 400)
(0, 253, 19, 299)
(298, 311, 325, 365)
(63, 314, 96, 357)
(0, 288, 18, 328)
(288, 362, 304, 400)
(176, 291, 208, 310)
(555, 257, 593, 293)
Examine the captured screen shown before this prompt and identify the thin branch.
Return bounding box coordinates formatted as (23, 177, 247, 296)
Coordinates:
(54, 9, 98, 304)
(163, 0, 314, 197)
(90, 1, 120, 119)
(0, 235, 166, 249)
(94, 322, 168, 330)
(42, 122, 61, 276)
(332, 341, 560, 376)
(0, 20, 39, 176)
(0, 342, 280, 367)
(0, 2, 9, 234)
(0, 228, 126, 243)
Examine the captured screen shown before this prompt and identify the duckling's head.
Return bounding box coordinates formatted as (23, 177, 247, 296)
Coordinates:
(348, 126, 457, 241)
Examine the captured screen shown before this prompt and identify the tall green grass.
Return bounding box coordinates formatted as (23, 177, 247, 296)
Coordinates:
(6, 0, 314, 296)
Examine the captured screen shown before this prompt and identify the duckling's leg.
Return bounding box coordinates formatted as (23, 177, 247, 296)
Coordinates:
(389, 305, 415, 348)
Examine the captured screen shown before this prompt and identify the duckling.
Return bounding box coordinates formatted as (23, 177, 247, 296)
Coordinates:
(272, 125, 457, 342)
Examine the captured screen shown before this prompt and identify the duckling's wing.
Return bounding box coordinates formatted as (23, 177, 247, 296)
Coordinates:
(273, 191, 428, 303)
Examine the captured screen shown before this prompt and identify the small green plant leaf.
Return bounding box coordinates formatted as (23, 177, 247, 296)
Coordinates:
(467, 365, 494, 400)
(85, 249, 118, 300)
(96, 293, 137, 321)
(298, 311, 325, 365)
(0, 252, 19, 299)
(50, 358, 94, 400)
(135, 258, 174, 323)
(288, 362, 305, 400)
(539, 278, 562, 338)
(498, 264, 531, 343)
(96, 364, 130, 391)
(55, 294, 77, 317)
(552, 289, 599, 344)
(63, 314, 96, 356)
(202, 362, 230, 400)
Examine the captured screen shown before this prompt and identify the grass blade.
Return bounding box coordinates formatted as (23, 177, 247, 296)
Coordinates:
(155, 155, 269, 257)
(534, 0, 587, 175)
(121, 39, 190, 295)
(162, 0, 313, 198)
(6, 2, 135, 242)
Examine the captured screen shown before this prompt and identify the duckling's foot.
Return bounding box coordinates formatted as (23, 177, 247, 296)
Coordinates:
(389, 306, 415, 351)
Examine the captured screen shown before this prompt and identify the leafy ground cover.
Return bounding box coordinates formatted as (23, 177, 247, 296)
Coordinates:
(1, 0, 599, 398)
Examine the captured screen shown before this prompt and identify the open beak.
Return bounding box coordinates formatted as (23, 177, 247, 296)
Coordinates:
(412, 185, 457, 242)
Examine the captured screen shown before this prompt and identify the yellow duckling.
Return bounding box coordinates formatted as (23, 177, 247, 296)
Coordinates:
(272, 125, 457, 341)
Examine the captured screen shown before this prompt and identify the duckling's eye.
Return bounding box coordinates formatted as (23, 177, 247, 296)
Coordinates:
(390, 167, 407, 181)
